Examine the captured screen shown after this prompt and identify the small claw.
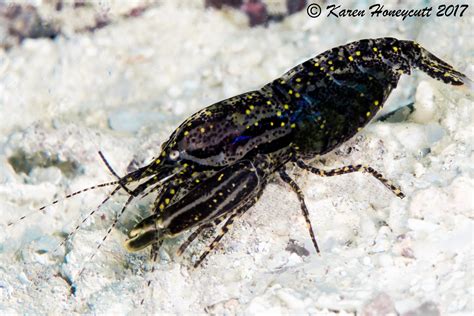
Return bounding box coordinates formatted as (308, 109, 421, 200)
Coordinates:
(125, 229, 159, 252)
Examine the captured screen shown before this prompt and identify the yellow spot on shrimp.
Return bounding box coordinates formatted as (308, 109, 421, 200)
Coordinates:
(355, 51, 361, 56)
(348, 56, 354, 61)
(200, 128, 205, 133)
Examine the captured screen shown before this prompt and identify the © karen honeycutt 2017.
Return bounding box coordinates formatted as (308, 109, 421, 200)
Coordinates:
(321, 3, 469, 20)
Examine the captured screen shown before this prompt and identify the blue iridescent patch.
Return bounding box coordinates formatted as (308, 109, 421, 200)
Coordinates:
(232, 135, 252, 144)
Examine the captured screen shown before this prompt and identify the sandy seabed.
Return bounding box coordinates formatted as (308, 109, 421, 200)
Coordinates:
(0, 0, 472, 314)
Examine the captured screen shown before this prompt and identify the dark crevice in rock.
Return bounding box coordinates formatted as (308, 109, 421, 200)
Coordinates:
(8, 149, 81, 178)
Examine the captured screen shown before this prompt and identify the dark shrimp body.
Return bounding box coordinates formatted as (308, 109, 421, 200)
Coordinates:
(75, 38, 471, 266)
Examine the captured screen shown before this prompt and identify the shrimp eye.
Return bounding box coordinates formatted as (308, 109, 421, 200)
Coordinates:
(169, 150, 180, 161)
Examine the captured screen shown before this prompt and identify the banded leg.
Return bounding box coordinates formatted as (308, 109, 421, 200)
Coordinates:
(296, 160, 405, 199)
(140, 241, 162, 306)
(279, 168, 320, 254)
(176, 216, 225, 256)
(192, 179, 267, 268)
(147, 241, 162, 287)
(193, 210, 243, 268)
